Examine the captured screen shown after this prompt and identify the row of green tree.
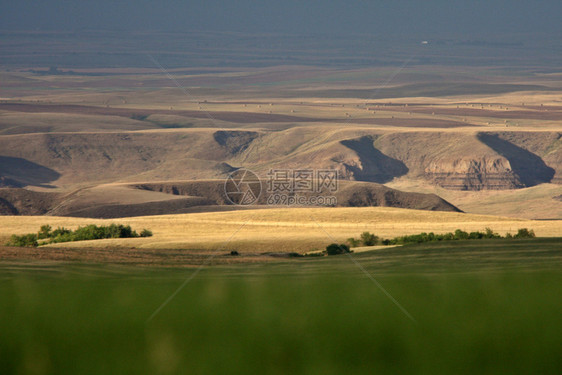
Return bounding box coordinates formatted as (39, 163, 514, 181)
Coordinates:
(345, 228, 535, 248)
(6, 224, 153, 247)
(326, 228, 536, 256)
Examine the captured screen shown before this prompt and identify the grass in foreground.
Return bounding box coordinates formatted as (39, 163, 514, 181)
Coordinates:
(1, 239, 561, 374)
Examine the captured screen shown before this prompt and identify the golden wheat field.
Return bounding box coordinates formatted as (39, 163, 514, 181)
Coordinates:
(1, 207, 560, 253)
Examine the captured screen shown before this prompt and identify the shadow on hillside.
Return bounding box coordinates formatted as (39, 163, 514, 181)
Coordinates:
(341, 136, 408, 183)
(213, 130, 259, 155)
(478, 133, 555, 187)
(0, 156, 60, 188)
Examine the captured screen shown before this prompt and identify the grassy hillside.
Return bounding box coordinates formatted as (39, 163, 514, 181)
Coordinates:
(1, 238, 561, 374)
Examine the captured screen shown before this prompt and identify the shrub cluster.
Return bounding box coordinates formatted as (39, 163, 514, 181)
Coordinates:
(380, 227, 533, 245)
(343, 228, 537, 249)
(6, 224, 153, 247)
(325, 243, 351, 256)
(513, 228, 536, 238)
(347, 231, 379, 247)
(6, 233, 38, 247)
(360, 231, 379, 246)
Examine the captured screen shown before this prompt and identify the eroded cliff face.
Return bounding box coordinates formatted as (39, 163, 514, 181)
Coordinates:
(425, 157, 523, 190)
(489, 131, 562, 185)
(341, 131, 560, 190)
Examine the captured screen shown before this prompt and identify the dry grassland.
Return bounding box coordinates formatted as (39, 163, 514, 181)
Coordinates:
(1, 207, 559, 253)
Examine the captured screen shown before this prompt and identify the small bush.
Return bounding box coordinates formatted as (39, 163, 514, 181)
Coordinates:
(37, 225, 52, 239)
(454, 229, 469, 240)
(52, 227, 71, 237)
(104, 224, 121, 238)
(360, 232, 379, 246)
(326, 243, 351, 256)
(442, 232, 454, 241)
(50, 232, 73, 243)
(140, 229, 153, 237)
(485, 227, 500, 239)
(468, 231, 484, 240)
(118, 225, 138, 238)
(73, 225, 104, 241)
(514, 228, 535, 238)
(6, 234, 38, 247)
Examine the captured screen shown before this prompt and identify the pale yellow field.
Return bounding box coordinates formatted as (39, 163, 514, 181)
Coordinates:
(1, 207, 560, 253)
(387, 180, 562, 219)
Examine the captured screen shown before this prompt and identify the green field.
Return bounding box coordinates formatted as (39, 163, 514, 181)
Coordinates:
(1, 238, 562, 374)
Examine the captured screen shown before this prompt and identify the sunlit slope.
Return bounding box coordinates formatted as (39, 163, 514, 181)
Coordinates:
(0, 127, 560, 187)
(1, 207, 560, 253)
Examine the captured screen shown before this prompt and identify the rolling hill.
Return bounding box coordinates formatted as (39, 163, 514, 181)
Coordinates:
(0, 125, 560, 218)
